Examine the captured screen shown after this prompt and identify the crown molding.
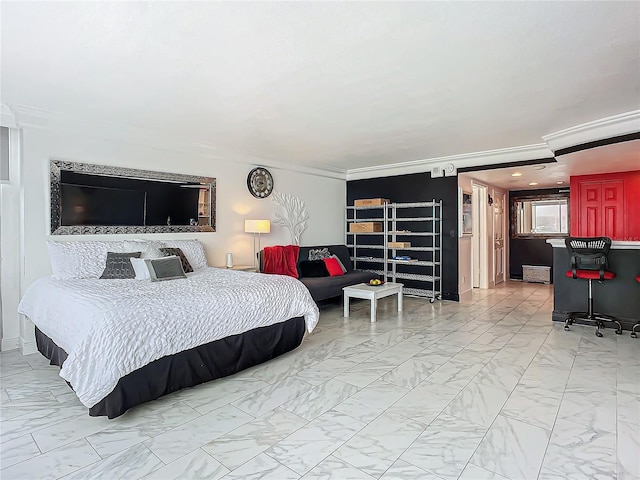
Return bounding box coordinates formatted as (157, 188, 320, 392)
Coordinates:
(542, 110, 640, 153)
(0, 104, 17, 128)
(195, 142, 346, 180)
(9, 104, 347, 180)
(346, 143, 554, 181)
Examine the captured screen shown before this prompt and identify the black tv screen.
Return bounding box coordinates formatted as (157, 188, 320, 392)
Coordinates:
(61, 184, 146, 226)
(59, 171, 201, 227)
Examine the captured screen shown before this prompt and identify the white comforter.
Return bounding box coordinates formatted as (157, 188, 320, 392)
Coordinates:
(18, 268, 319, 408)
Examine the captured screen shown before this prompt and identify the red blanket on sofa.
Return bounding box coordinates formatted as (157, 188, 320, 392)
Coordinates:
(262, 245, 300, 278)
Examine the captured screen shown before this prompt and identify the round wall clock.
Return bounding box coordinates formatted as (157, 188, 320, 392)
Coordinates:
(247, 167, 274, 198)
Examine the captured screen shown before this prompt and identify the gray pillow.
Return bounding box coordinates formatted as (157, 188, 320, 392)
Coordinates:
(330, 254, 347, 274)
(144, 256, 187, 282)
(308, 247, 331, 261)
(159, 247, 193, 273)
(100, 252, 141, 279)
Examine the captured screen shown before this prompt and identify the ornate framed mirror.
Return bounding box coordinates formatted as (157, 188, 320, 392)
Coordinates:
(50, 160, 216, 235)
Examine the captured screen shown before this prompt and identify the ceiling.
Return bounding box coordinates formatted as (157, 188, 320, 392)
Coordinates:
(460, 140, 640, 190)
(1, 2, 639, 173)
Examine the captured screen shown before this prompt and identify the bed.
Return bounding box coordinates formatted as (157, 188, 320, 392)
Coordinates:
(18, 240, 319, 418)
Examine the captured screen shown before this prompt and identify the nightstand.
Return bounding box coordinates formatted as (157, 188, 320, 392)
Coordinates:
(216, 265, 257, 272)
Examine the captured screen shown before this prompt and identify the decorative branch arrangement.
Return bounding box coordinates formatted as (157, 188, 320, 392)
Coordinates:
(272, 190, 309, 245)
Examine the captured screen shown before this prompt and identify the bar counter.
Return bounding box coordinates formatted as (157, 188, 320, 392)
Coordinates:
(547, 239, 640, 330)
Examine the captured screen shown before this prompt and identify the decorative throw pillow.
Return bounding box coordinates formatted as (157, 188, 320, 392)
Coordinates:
(100, 252, 141, 279)
(162, 239, 208, 270)
(308, 247, 331, 261)
(144, 256, 187, 282)
(160, 247, 194, 273)
(323, 257, 344, 277)
(299, 260, 330, 278)
(330, 254, 348, 273)
(130, 257, 151, 280)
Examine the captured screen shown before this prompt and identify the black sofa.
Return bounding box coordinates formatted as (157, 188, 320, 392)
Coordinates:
(259, 245, 374, 302)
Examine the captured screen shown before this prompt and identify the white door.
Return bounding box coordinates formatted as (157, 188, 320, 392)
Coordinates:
(472, 186, 481, 288)
(494, 192, 505, 285)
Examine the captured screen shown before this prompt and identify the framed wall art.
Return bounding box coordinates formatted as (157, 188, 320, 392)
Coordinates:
(460, 189, 473, 236)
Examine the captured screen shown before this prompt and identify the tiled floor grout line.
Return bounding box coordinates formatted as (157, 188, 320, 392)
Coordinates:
(535, 326, 585, 480)
(301, 308, 517, 479)
(366, 309, 524, 480)
(458, 317, 555, 480)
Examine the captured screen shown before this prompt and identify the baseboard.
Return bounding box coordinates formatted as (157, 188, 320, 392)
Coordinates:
(1, 336, 19, 351)
(552, 310, 639, 332)
(19, 337, 37, 355)
(458, 288, 473, 302)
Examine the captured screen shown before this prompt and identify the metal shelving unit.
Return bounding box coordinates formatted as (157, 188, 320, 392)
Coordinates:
(346, 200, 442, 302)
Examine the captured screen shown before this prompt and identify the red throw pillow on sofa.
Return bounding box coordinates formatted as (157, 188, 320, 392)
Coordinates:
(323, 257, 344, 276)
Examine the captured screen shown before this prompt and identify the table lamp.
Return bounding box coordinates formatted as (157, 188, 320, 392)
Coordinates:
(244, 219, 271, 268)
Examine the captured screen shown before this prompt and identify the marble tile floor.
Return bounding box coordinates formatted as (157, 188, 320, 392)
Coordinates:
(1, 281, 638, 479)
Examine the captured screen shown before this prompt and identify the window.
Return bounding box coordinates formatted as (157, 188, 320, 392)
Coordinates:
(511, 194, 569, 238)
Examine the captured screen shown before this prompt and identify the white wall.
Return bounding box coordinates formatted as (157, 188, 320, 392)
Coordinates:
(2, 127, 346, 352)
(0, 127, 23, 351)
(458, 173, 507, 299)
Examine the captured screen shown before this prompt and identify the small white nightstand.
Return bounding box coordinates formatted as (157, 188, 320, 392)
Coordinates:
(217, 265, 257, 272)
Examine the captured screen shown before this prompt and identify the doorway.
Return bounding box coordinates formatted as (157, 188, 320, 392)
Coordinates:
(472, 183, 488, 289)
(493, 191, 506, 285)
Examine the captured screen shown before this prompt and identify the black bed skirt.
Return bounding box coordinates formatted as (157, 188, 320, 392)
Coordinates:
(35, 317, 306, 419)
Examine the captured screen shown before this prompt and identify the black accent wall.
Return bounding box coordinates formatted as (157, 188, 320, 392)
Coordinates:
(347, 174, 459, 300)
(508, 187, 566, 280)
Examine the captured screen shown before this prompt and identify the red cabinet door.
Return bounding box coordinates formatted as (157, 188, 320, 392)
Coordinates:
(601, 180, 624, 239)
(579, 182, 601, 237)
(578, 180, 624, 239)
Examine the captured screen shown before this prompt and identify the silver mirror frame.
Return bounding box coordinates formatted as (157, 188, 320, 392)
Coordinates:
(50, 160, 216, 235)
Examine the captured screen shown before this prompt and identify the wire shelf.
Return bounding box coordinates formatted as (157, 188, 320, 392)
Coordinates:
(346, 218, 385, 222)
(388, 231, 437, 236)
(403, 287, 440, 299)
(393, 272, 440, 282)
(389, 260, 439, 266)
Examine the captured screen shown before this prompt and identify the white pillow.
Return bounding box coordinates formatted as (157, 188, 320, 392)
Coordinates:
(47, 241, 127, 280)
(162, 239, 208, 270)
(123, 240, 166, 259)
(129, 257, 151, 280)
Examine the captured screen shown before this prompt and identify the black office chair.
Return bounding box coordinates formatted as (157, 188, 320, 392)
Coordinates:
(564, 237, 622, 337)
(632, 276, 640, 339)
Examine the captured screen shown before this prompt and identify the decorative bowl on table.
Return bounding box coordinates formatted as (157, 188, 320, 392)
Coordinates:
(369, 279, 385, 286)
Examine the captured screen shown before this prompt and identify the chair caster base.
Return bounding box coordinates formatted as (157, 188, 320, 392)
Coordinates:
(564, 317, 573, 331)
(615, 329, 622, 335)
(632, 332, 638, 339)
(596, 330, 603, 338)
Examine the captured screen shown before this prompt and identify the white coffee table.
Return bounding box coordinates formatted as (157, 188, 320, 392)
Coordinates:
(343, 282, 403, 323)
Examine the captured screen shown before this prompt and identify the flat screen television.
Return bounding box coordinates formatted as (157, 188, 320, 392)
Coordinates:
(60, 171, 200, 227)
(61, 184, 146, 226)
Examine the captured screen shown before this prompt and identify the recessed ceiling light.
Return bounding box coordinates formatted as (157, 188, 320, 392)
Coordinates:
(511, 173, 523, 177)
(557, 181, 564, 185)
(533, 165, 546, 170)
(529, 182, 538, 186)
